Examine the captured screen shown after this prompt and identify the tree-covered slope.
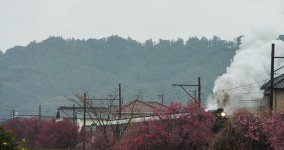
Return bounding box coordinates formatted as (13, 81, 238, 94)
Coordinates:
(0, 36, 237, 118)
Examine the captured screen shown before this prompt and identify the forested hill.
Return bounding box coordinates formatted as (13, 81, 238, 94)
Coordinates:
(0, 36, 238, 118)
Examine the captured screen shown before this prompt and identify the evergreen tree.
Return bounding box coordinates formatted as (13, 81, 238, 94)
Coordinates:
(0, 126, 18, 150)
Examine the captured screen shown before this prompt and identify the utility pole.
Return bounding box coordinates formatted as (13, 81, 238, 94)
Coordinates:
(82, 83, 123, 149)
(157, 91, 164, 104)
(193, 89, 197, 100)
(73, 104, 76, 124)
(119, 83, 122, 120)
(39, 105, 42, 120)
(198, 77, 201, 107)
(162, 91, 164, 104)
(83, 92, 86, 150)
(172, 77, 202, 106)
(270, 43, 284, 111)
(11, 109, 15, 118)
(83, 83, 122, 119)
(270, 44, 275, 110)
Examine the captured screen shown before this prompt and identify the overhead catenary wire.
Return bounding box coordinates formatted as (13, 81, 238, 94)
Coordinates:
(216, 78, 269, 92)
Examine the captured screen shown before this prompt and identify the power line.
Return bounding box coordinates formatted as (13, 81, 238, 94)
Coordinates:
(237, 92, 264, 95)
(216, 78, 269, 92)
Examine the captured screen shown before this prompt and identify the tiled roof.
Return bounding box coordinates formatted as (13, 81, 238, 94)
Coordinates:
(261, 74, 284, 90)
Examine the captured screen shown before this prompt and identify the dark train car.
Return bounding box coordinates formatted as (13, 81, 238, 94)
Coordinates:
(208, 108, 228, 133)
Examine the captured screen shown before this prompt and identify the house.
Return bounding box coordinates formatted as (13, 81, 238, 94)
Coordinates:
(261, 74, 284, 111)
(279, 35, 284, 41)
(56, 100, 168, 129)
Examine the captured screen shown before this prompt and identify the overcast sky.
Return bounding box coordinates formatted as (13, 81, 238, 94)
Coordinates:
(1, 0, 284, 52)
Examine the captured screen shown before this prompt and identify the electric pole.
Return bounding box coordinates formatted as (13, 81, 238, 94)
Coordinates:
(73, 104, 76, 124)
(39, 105, 41, 120)
(198, 77, 201, 100)
(172, 77, 201, 107)
(270, 43, 284, 111)
(270, 44, 274, 110)
(83, 92, 86, 150)
(157, 91, 164, 104)
(82, 83, 123, 149)
(119, 83, 122, 120)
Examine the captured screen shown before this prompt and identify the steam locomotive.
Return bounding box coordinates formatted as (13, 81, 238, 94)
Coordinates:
(208, 108, 228, 133)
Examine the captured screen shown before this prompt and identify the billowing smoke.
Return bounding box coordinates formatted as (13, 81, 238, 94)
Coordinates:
(208, 27, 284, 114)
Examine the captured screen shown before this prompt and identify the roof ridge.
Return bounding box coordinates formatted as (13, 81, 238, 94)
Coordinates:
(262, 74, 284, 89)
(121, 99, 139, 109)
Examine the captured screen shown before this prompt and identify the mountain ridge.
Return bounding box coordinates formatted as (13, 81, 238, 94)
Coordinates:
(0, 35, 237, 118)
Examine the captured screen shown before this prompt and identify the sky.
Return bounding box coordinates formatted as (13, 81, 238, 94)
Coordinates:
(1, 0, 284, 52)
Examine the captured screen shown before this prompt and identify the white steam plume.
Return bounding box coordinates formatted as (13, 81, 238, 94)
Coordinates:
(209, 27, 284, 114)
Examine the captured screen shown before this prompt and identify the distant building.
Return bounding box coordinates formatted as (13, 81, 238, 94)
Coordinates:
(279, 35, 284, 41)
(261, 74, 284, 111)
(56, 100, 167, 129)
